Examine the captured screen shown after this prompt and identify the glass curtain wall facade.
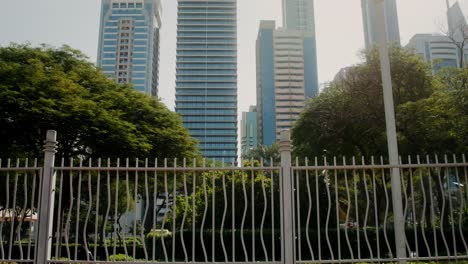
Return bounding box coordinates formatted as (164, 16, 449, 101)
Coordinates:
(361, 0, 400, 49)
(282, 0, 316, 31)
(175, 0, 238, 163)
(240, 106, 258, 156)
(97, 0, 162, 96)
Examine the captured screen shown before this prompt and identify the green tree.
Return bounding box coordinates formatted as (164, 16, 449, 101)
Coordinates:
(0, 44, 198, 160)
(0, 44, 199, 252)
(397, 67, 468, 155)
(292, 46, 468, 231)
(241, 144, 280, 166)
(292, 45, 434, 158)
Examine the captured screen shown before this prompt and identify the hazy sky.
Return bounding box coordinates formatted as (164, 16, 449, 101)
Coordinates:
(0, 0, 465, 114)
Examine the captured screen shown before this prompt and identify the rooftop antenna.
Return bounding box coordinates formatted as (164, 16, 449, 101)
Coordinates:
(447, 0, 451, 34)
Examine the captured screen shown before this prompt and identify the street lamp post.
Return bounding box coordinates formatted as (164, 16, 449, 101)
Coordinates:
(375, 1, 407, 263)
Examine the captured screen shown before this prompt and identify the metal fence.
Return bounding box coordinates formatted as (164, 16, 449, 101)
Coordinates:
(0, 130, 467, 264)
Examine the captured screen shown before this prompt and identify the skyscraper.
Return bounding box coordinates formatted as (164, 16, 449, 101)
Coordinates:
(175, 0, 238, 163)
(282, 0, 319, 99)
(256, 21, 317, 146)
(448, 1, 467, 34)
(282, 0, 316, 31)
(97, 0, 162, 96)
(241, 106, 258, 156)
(256, 0, 318, 147)
(361, 0, 400, 49)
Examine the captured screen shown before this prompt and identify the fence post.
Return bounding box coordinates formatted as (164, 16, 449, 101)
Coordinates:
(35, 130, 58, 264)
(279, 130, 295, 264)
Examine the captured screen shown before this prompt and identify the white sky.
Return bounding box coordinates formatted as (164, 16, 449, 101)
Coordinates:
(0, 0, 466, 115)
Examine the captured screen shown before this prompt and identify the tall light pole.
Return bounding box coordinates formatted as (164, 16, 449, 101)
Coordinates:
(375, 0, 407, 263)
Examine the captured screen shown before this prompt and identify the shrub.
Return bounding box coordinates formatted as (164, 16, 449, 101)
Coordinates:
(109, 254, 135, 261)
(146, 229, 172, 240)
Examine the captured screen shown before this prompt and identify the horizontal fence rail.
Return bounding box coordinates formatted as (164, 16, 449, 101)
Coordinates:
(292, 155, 468, 264)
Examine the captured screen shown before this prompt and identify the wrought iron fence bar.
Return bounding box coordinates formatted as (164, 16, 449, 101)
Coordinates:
(370, 157, 380, 260)
(361, 157, 373, 260)
(53, 167, 280, 172)
(464, 154, 468, 206)
(445, 155, 457, 260)
(295, 255, 468, 263)
(323, 156, 334, 261)
(454, 155, 468, 254)
(0, 168, 41, 172)
(260, 159, 268, 262)
(416, 156, 431, 259)
(9, 160, 19, 260)
(351, 157, 361, 260)
(27, 159, 39, 260)
(172, 159, 177, 263)
(315, 157, 322, 261)
(408, 156, 420, 263)
(161, 158, 169, 262)
(1, 159, 10, 260)
(211, 161, 216, 263)
(304, 158, 314, 261)
(220, 161, 228, 262)
(102, 158, 111, 261)
(131, 158, 137, 261)
(250, 162, 255, 263)
(269, 158, 276, 262)
(333, 157, 341, 261)
(342, 157, 354, 261)
(83, 159, 93, 262)
(1, 261, 34, 263)
(239, 161, 248, 262)
(400, 157, 411, 255)
(46, 260, 284, 264)
(293, 163, 468, 170)
(293, 160, 301, 262)
(180, 158, 189, 262)
(435, 155, 451, 258)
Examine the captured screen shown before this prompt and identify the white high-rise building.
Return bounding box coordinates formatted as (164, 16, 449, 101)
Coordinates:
(406, 34, 467, 74)
(256, 21, 317, 145)
(406, 1, 468, 73)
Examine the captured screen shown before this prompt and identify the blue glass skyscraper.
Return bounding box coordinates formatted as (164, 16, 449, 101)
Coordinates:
(175, 0, 238, 163)
(97, 0, 162, 96)
(361, 0, 400, 49)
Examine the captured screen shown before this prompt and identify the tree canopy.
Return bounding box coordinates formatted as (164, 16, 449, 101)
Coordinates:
(0, 44, 198, 160)
(292, 46, 467, 158)
(241, 144, 280, 166)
